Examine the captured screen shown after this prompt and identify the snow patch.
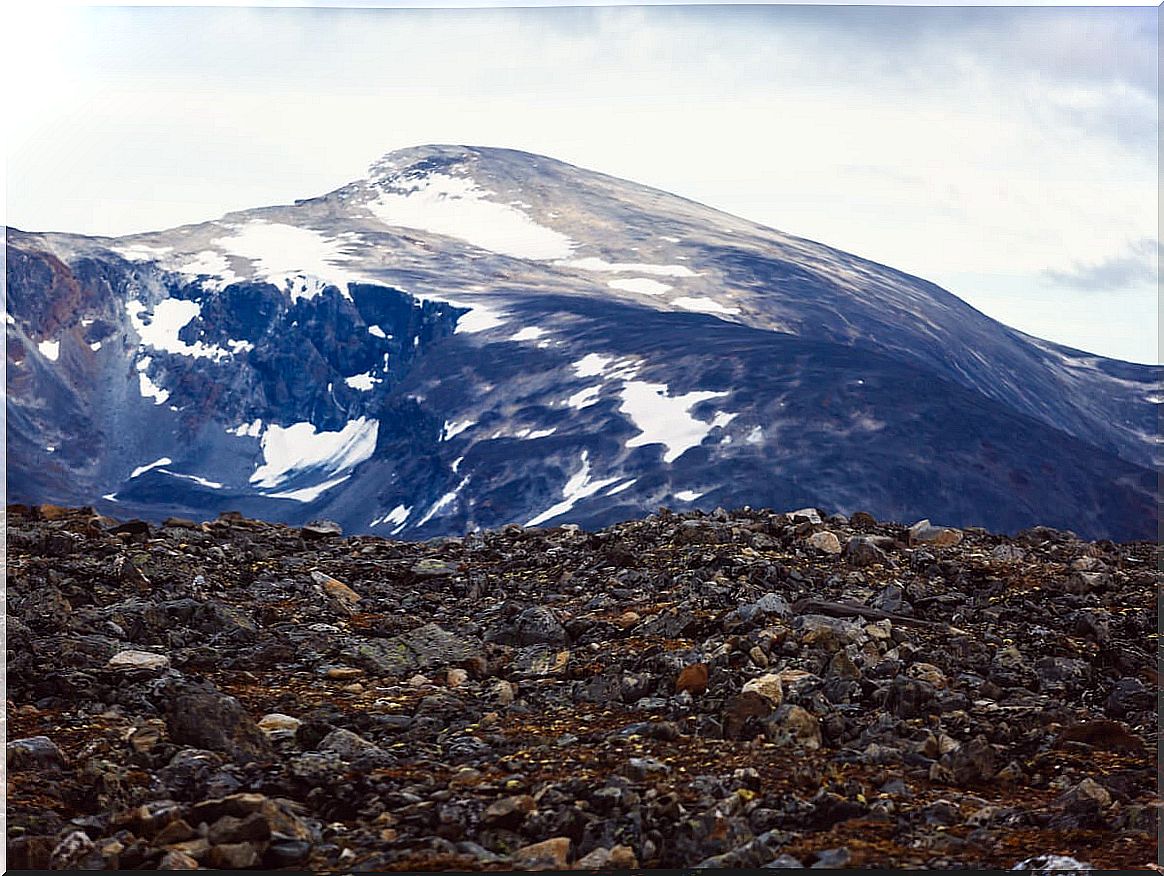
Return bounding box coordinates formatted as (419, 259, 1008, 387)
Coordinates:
(443, 419, 476, 440)
(618, 381, 729, 464)
(126, 298, 230, 360)
(137, 363, 170, 405)
(159, 470, 225, 489)
(606, 478, 637, 496)
(453, 304, 506, 334)
(674, 490, 703, 502)
(368, 325, 386, 338)
(562, 257, 696, 277)
(214, 222, 363, 301)
(511, 427, 557, 440)
(177, 250, 238, 287)
(372, 504, 412, 528)
(369, 173, 575, 261)
(567, 386, 602, 410)
(526, 451, 620, 527)
(415, 476, 471, 527)
(608, 278, 671, 296)
(250, 418, 379, 488)
(344, 372, 380, 391)
(746, 426, 764, 445)
(130, 457, 172, 479)
(510, 326, 547, 342)
(114, 243, 173, 262)
(228, 418, 263, 438)
(572, 354, 613, 378)
(267, 474, 351, 503)
(89, 341, 103, 352)
(672, 296, 740, 316)
(38, 339, 60, 361)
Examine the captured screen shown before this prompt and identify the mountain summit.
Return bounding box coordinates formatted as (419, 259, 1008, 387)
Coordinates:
(6, 145, 1160, 538)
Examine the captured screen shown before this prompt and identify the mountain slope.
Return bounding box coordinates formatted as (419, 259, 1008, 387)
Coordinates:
(6, 145, 1160, 539)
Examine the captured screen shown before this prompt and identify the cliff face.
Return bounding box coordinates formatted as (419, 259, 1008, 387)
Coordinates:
(7, 146, 1161, 539)
(6, 502, 1159, 870)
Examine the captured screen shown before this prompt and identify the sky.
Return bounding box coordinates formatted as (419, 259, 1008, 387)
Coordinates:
(5, 3, 1159, 363)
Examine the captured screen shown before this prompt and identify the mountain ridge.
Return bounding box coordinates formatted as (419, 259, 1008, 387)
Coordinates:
(5, 145, 1160, 539)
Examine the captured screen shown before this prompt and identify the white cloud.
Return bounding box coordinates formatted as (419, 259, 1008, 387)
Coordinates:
(5, 5, 1156, 361)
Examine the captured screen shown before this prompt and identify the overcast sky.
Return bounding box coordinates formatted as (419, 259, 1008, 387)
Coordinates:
(5, 4, 1159, 363)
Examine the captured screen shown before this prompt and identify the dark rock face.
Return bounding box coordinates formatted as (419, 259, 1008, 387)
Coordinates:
(6, 503, 1157, 870)
(5, 147, 1160, 541)
(157, 677, 274, 764)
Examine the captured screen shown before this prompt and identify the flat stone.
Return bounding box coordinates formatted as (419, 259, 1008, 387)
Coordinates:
(908, 519, 963, 547)
(787, 507, 823, 524)
(514, 605, 568, 645)
(208, 811, 272, 845)
(340, 623, 479, 677)
(1058, 778, 1112, 811)
(742, 673, 784, 707)
(157, 850, 200, 870)
(301, 519, 342, 539)
(311, 571, 361, 608)
(765, 704, 822, 750)
(107, 649, 171, 672)
(513, 836, 571, 868)
(257, 713, 301, 734)
(160, 678, 272, 764)
(319, 728, 382, 760)
(806, 531, 842, 554)
(412, 558, 460, 577)
(483, 794, 536, 828)
(7, 735, 68, 770)
(324, 666, 364, 680)
(845, 536, 888, 567)
(625, 756, 671, 780)
(907, 662, 948, 688)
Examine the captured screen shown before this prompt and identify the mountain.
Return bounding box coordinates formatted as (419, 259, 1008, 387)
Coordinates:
(6, 145, 1160, 540)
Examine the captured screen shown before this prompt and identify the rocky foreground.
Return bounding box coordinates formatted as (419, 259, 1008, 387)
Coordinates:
(6, 503, 1159, 870)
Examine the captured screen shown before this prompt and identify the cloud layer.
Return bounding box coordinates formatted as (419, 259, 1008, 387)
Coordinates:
(1043, 239, 1159, 292)
(5, 5, 1158, 362)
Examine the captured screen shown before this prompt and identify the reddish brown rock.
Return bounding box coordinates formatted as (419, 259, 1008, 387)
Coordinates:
(676, 662, 709, 695)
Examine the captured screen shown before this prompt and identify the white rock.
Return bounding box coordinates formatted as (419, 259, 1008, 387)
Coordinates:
(258, 713, 301, 734)
(787, 507, 822, 524)
(106, 650, 170, 672)
(741, 673, 784, 707)
(806, 530, 842, 554)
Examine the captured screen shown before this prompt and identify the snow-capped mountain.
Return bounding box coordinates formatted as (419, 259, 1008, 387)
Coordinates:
(6, 145, 1160, 539)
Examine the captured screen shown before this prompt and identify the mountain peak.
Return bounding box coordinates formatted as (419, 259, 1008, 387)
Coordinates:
(367, 143, 480, 179)
(366, 144, 558, 185)
(5, 147, 1160, 540)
